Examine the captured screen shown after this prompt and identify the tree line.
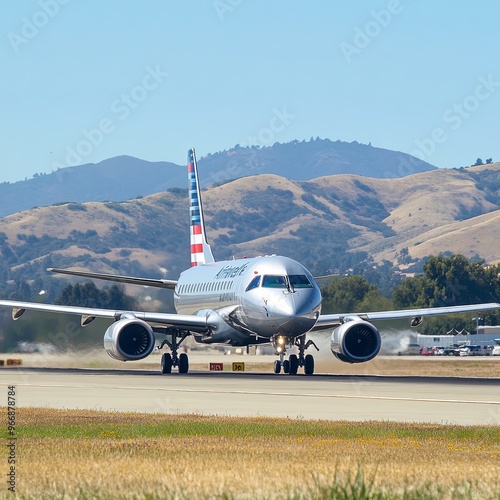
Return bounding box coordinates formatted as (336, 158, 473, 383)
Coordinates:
(321, 254, 500, 333)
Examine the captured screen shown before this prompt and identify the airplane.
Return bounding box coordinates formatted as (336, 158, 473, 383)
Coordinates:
(0, 148, 499, 375)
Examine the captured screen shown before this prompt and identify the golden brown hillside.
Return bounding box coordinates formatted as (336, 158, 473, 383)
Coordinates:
(0, 164, 498, 287)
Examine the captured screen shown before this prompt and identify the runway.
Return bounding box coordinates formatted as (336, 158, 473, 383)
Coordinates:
(2, 368, 500, 425)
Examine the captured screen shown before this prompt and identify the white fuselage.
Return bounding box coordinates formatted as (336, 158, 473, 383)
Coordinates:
(173, 255, 322, 346)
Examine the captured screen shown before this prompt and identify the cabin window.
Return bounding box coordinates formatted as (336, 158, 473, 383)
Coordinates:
(288, 274, 314, 288)
(245, 275, 261, 291)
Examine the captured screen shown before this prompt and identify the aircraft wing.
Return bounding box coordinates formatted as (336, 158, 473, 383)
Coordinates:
(312, 302, 500, 331)
(0, 300, 208, 332)
(48, 268, 177, 290)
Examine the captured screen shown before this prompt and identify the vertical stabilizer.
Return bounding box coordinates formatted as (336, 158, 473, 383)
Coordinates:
(188, 148, 215, 266)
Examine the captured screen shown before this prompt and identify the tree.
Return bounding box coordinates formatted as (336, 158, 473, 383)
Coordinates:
(486, 158, 493, 164)
(473, 158, 484, 166)
(392, 254, 500, 331)
(393, 254, 498, 308)
(321, 275, 391, 313)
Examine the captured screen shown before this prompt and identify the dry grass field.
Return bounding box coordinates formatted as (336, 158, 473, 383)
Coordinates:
(4, 408, 499, 499)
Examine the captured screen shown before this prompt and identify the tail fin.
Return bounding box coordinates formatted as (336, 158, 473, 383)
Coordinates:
(188, 148, 215, 266)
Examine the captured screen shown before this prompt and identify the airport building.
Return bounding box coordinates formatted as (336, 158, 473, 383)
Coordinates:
(416, 325, 500, 347)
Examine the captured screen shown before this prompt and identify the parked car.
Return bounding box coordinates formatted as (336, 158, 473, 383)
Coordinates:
(420, 346, 437, 356)
(458, 345, 491, 356)
(492, 340, 500, 356)
(436, 346, 459, 356)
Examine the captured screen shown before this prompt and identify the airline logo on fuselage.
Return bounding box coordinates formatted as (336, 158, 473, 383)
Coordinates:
(214, 263, 249, 280)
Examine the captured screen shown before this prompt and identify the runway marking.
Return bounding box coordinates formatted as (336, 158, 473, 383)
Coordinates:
(6, 382, 500, 406)
(140, 387, 500, 406)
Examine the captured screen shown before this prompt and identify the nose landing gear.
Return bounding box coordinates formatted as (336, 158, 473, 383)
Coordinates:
(272, 335, 319, 375)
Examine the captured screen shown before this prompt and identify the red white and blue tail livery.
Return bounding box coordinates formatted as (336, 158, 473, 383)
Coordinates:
(188, 148, 214, 267)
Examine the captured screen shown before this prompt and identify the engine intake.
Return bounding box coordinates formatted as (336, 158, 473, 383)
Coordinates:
(330, 319, 381, 363)
(104, 317, 155, 361)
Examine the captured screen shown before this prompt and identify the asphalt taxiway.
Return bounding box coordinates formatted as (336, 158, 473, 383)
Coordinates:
(2, 368, 500, 425)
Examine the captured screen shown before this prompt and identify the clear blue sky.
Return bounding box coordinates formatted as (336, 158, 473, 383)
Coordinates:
(1, 0, 499, 183)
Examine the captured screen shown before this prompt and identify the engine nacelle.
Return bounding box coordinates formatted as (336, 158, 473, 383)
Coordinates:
(104, 318, 155, 361)
(330, 318, 381, 364)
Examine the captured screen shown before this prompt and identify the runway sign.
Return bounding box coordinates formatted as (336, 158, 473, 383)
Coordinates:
(232, 362, 245, 372)
(209, 362, 223, 371)
(5, 359, 22, 366)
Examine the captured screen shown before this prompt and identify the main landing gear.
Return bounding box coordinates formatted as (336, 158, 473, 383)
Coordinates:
(158, 328, 190, 374)
(273, 335, 319, 375)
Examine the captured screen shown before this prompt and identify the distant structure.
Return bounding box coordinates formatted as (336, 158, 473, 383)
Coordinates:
(417, 325, 500, 348)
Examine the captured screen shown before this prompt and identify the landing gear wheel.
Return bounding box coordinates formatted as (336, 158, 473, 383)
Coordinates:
(289, 354, 299, 375)
(273, 360, 281, 374)
(304, 354, 314, 375)
(161, 353, 173, 374)
(283, 359, 290, 374)
(178, 353, 189, 374)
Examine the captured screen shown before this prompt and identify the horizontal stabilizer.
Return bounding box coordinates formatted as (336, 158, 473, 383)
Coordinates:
(47, 268, 177, 290)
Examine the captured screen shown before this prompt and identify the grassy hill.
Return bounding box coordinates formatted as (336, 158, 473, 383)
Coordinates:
(0, 163, 498, 302)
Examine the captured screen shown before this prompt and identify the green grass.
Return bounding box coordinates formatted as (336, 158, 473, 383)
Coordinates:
(12, 413, 500, 442)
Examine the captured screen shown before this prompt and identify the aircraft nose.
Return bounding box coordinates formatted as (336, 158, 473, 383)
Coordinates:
(271, 291, 320, 336)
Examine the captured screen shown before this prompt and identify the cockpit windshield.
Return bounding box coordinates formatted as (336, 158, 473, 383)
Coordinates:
(261, 274, 314, 289)
(245, 275, 261, 291)
(246, 274, 314, 291)
(262, 275, 287, 288)
(288, 274, 313, 288)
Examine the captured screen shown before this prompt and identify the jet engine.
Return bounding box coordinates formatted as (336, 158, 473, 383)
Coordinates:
(104, 317, 155, 361)
(330, 318, 381, 363)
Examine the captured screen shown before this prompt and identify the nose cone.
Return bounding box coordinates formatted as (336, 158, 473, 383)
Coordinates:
(266, 290, 321, 336)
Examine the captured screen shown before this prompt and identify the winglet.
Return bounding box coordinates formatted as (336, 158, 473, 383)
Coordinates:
(188, 148, 214, 266)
